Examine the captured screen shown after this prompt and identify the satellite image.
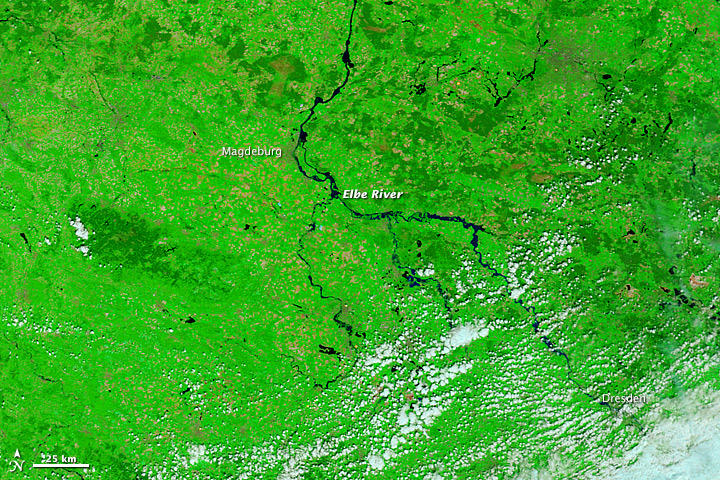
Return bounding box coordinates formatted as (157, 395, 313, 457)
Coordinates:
(1, 0, 719, 478)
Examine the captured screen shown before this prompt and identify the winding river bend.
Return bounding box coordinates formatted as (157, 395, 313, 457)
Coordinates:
(290, 0, 639, 427)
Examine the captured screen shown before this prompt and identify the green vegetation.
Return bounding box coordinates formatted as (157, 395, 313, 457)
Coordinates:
(1, 0, 718, 478)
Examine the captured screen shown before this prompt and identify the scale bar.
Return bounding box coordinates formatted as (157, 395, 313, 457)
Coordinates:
(33, 464, 90, 468)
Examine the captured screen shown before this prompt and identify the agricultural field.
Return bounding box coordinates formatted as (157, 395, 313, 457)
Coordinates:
(0, 0, 719, 478)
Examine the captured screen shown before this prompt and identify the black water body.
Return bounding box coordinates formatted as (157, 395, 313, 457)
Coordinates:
(289, 0, 640, 428)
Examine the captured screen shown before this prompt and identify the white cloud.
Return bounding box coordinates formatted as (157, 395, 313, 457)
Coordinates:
(69, 216, 89, 240)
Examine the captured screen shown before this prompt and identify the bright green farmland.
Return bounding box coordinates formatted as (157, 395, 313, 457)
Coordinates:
(1, 0, 719, 479)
